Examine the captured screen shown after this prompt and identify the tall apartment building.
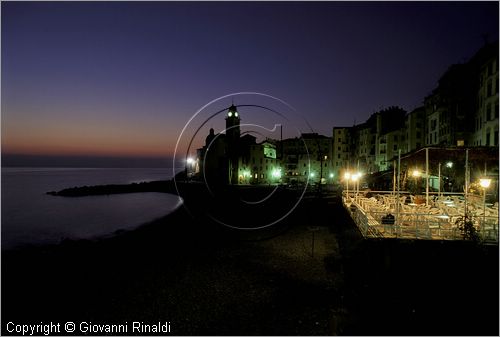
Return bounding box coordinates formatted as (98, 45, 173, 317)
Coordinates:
(425, 41, 498, 148)
(332, 127, 352, 178)
(424, 63, 475, 147)
(332, 107, 406, 177)
(405, 107, 426, 152)
(426, 103, 440, 146)
(355, 122, 377, 174)
(374, 107, 407, 171)
(471, 42, 499, 146)
(376, 128, 406, 171)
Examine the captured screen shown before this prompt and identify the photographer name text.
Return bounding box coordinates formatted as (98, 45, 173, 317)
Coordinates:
(5, 321, 171, 335)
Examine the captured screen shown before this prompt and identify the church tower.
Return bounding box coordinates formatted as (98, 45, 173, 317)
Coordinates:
(225, 104, 240, 184)
(225, 104, 240, 142)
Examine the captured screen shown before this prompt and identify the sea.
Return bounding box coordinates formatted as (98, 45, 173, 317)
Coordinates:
(1, 167, 183, 250)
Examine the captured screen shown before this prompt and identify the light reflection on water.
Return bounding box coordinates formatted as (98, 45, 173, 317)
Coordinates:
(1, 168, 182, 250)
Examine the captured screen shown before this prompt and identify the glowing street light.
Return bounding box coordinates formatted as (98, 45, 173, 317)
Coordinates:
(242, 170, 251, 183)
(351, 173, 361, 200)
(411, 169, 422, 196)
(479, 178, 492, 189)
(479, 177, 492, 231)
(344, 172, 351, 199)
(329, 173, 334, 179)
(185, 157, 196, 181)
(446, 161, 453, 168)
(272, 168, 282, 179)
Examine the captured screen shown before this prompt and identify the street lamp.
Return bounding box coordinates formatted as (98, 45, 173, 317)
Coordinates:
(411, 169, 422, 198)
(351, 172, 360, 201)
(243, 170, 251, 184)
(185, 157, 195, 181)
(344, 172, 351, 199)
(443, 161, 453, 192)
(479, 178, 492, 231)
(357, 172, 363, 197)
(438, 161, 454, 196)
(272, 168, 282, 180)
(479, 178, 491, 189)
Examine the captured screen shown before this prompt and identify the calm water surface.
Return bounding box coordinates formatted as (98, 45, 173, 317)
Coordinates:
(1, 168, 182, 250)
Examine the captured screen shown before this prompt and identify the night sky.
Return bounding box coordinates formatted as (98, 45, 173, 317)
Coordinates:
(2, 1, 498, 165)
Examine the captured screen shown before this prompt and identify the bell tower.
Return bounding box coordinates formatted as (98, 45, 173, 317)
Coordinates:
(225, 104, 240, 184)
(225, 104, 240, 142)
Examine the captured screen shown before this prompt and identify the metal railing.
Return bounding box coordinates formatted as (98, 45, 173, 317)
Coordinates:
(342, 191, 499, 243)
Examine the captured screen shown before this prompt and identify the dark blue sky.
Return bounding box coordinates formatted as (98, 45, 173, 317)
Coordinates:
(2, 1, 498, 162)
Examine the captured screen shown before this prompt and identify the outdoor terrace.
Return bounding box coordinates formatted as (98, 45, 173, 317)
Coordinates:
(343, 191, 499, 243)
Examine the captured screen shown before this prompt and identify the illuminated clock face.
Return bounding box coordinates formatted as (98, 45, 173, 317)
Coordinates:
(228, 111, 233, 117)
(235, 112, 238, 117)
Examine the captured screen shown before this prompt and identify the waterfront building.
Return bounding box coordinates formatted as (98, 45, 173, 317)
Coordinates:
(374, 107, 406, 171)
(471, 42, 499, 147)
(280, 137, 307, 184)
(424, 63, 475, 147)
(332, 127, 353, 180)
(197, 105, 283, 185)
(278, 133, 332, 185)
(354, 120, 377, 174)
(376, 128, 406, 171)
(238, 139, 281, 185)
(333, 42, 498, 182)
(301, 133, 332, 185)
(198, 42, 498, 186)
(424, 42, 498, 148)
(405, 107, 426, 152)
